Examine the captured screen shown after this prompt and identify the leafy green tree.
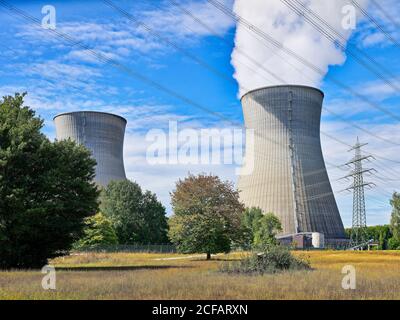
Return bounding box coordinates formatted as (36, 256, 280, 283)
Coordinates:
(100, 180, 168, 244)
(390, 192, 400, 242)
(168, 173, 245, 259)
(241, 207, 263, 249)
(75, 213, 118, 249)
(0, 93, 99, 268)
(253, 213, 282, 248)
(346, 225, 395, 250)
(377, 227, 390, 250)
(241, 208, 282, 249)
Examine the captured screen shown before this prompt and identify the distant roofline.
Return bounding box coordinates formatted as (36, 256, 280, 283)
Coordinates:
(240, 85, 324, 102)
(53, 111, 127, 123)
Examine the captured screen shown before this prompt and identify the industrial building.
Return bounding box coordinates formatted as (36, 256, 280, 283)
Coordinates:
(54, 111, 127, 187)
(237, 85, 346, 241)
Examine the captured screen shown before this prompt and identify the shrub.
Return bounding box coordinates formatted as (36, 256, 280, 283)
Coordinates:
(388, 237, 400, 250)
(220, 246, 311, 275)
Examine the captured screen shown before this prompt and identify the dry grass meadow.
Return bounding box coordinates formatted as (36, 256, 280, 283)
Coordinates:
(0, 250, 399, 300)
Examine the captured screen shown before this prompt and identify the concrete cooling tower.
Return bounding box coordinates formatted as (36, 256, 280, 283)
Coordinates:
(238, 85, 345, 240)
(54, 111, 127, 187)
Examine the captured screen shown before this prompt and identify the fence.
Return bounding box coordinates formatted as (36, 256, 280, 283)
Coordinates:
(74, 244, 177, 254)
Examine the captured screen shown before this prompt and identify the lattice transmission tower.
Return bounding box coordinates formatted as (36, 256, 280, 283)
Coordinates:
(341, 138, 376, 247)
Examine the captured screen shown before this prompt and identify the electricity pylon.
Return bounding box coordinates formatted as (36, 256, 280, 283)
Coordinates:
(341, 138, 376, 248)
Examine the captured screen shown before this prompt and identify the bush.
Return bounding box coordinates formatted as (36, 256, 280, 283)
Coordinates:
(220, 246, 311, 275)
(388, 237, 400, 250)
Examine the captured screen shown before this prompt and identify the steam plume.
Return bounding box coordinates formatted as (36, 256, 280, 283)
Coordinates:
(231, 0, 369, 97)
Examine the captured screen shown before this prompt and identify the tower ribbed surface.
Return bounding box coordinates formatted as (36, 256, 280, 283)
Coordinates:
(238, 85, 345, 239)
(54, 111, 127, 187)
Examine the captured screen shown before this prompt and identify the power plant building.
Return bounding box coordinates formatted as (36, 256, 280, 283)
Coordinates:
(238, 85, 346, 240)
(54, 111, 127, 187)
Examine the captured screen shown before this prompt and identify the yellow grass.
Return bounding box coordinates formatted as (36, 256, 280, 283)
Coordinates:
(0, 250, 399, 300)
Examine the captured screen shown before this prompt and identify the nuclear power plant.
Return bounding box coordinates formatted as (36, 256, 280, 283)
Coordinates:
(237, 85, 346, 241)
(51, 86, 345, 243)
(54, 111, 127, 187)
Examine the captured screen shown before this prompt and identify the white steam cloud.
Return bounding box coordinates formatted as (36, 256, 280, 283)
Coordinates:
(232, 0, 369, 97)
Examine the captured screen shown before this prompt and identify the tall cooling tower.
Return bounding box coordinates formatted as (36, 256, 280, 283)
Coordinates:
(54, 111, 127, 187)
(238, 85, 345, 239)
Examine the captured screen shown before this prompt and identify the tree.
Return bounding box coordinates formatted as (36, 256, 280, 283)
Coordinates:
(390, 192, 400, 241)
(241, 207, 263, 249)
(74, 213, 118, 249)
(0, 93, 99, 268)
(168, 173, 245, 259)
(100, 180, 168, 244)
(253, 213, 282, 248)
(241, 208, 282, 249)
(345, 225, 393, 250)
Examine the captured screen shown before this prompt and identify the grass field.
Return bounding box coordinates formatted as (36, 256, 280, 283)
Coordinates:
(0, 250, 399, 300)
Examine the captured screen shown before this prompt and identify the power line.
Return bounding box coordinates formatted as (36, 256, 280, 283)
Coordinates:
(0, 0, 345, 193)
(0, 0, 396, 206)
(321, 131, 400, 174)
(323, 108, 400, 147)
(101, 1, 395, 180)
(136, 0, 283, 85)
(100, 0, 249, 92)
(370, 0, 400, 30)
(0, 1, 239, 123)
(280, 0, 400, 92)
(166, 0, 400, 148)
(368, 153, 400, 165)
(164, 0, 286, 84)
(0, 42, 98, 96)
(163, 1, 400, 151)
(351, 0, 400, 49)
(205, 0, 400, 122)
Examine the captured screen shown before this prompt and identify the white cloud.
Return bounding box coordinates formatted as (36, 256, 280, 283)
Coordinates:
(357, 0, 400, 48)
(24, 61, 101, 80)
(14, 1, 235, 66)
(143, 0, 235, 39)
(358, 78, 400, 101)
(361, 32, 387, 47)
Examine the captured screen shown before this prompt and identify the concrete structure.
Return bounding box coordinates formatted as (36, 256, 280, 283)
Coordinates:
(277, 232, 325, 249)
(54, 111, 127, 187)
(238, 85, 345, 240)
(311, 232, 325, 249)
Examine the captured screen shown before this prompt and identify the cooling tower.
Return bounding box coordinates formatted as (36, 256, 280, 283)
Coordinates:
(238, 85, 345, 239)
(54, 111, 127, 187)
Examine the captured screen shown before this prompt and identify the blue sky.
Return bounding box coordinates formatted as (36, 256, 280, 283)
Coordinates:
(0, 0, 399, 227)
